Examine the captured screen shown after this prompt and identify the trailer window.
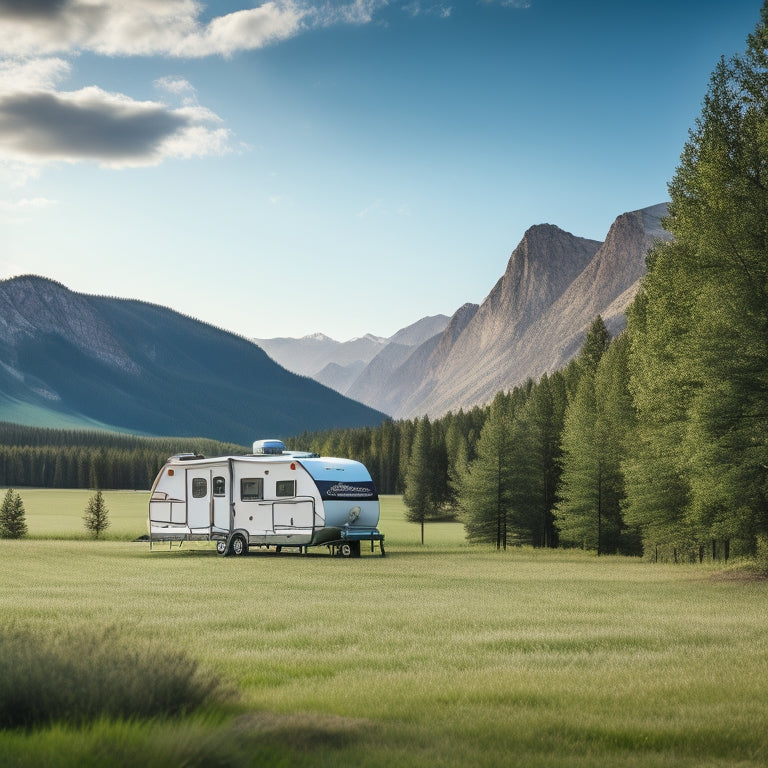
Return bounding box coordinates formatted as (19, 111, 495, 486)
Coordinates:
(276, 480, 295, 497)
(241, 478, 263, 500)
(213, 476, 226, 497)
(192, 477, 207, 498)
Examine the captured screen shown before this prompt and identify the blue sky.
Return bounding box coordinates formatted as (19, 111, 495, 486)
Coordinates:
(0, 1, 761, 341)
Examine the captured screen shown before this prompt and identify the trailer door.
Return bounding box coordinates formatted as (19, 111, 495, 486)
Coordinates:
(211, 473, 230, 531)
(187, 468, 212, 529)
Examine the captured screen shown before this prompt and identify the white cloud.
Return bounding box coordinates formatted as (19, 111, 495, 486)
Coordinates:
(0, 1, 389, 59)
(0, 56, 70, 93)
(402, 2, 452, 18)
(314, 0, 388, 26)
(478, 0, 531, 8)
(154, 76, 201, 110)
(0, 195, 57, 224)
(0, 2, 392, 174)
(0, 196, 57, 211)
(0, 1, 197, 57)
(172, 3, 307, 58)
(0, 85, 231, 168)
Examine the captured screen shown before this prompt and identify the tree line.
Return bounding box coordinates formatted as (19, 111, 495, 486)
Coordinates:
(0, 426, 245, 490)
(306, 5, 768, 563)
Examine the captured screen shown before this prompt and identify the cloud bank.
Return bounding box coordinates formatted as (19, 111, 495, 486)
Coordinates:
(0, 1, 386, 58)
(0, 1, 525, 172)
(0, 1, 392, 171)
(0, 60, 229, 168)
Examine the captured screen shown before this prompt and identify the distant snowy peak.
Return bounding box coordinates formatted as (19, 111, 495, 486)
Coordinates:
(254, 315, 449, 382)
(353, 333, 388, 344)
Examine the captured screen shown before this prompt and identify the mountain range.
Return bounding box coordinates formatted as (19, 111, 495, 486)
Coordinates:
(256, 203, 671, 418)
(0, 202, 670, 441)
(253, 314, 450, 395)
(0, 276, 387, 444)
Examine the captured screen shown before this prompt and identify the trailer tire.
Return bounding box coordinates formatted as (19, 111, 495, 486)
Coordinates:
(216, 540, 228, 556)
(230, 534, 248, 556)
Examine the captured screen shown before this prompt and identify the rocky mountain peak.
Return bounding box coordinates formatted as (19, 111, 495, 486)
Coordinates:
(334, 203, 670, 419)
(0, 275, 139, 374)
(470, 225, 603, 348)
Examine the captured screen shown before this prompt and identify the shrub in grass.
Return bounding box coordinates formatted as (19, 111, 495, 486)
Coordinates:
(0, 624, 227, 729)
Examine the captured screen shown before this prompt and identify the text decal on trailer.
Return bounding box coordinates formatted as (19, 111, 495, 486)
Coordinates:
(315, 481, 379, 501)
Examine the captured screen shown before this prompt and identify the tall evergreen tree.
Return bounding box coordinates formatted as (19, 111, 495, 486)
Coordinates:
(457, 393, 516, 550)
(445, 417, 470, 513)
(626, 2, 768, 557)
(0, 488, 27, 539)
(555, 370, 603, 551)
(403, 417, 438, 544)
(579, 316, 611, 377)
(526, 373, 567, 547)
(556, 332, 638, 555)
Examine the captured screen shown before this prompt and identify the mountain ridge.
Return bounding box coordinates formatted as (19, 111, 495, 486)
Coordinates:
(256, 203, 671, 419)
(0, 275, 387, 443)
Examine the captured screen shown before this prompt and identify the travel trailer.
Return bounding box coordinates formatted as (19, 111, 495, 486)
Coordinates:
(148, 440, 384, 557)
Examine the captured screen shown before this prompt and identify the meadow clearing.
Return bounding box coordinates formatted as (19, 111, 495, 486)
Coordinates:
(0, 491, 767, 767)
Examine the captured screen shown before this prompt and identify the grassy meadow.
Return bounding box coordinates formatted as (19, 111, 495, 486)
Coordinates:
(1, 491, 767, 767)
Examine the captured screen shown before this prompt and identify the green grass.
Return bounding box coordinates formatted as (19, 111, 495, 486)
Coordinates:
(1, 492, 767, 766)
(10, 489, 464, 546)
(12, 488, 152, 540)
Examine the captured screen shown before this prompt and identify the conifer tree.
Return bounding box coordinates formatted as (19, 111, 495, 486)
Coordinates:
(626, 2, 768, 556)
(457, 393, 516, 550)
(556, 333, 638, 554)
(403, 417, 438, 544)
(579, 316, 610, 376)
(83, 490, 110, 539)
(526, 373, 567, 547)
(0, 488, 27, 539)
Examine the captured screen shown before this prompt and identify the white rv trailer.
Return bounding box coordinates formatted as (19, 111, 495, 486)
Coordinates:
(148, 439, 384, 557)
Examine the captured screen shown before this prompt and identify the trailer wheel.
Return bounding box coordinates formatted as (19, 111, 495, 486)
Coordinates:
(230, 534, 248, 557)
(216, 540, 228, 556)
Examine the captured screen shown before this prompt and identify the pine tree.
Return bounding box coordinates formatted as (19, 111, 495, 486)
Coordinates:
(526, 373, 567, 547)
(83, 490, 110, 539)
(0, 488, 27, 539)
(555, 372, 602, 551)
(579, 316, 611, 377)
(403, 417, 438, 544)
(556, 334, 637, 554)
(457, 393, 515, 550)
(626, 2, 768, 557)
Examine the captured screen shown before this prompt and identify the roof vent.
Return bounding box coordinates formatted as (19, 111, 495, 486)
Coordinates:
(253, 439, 286, 455)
